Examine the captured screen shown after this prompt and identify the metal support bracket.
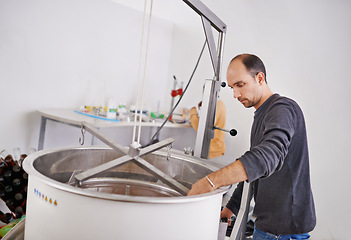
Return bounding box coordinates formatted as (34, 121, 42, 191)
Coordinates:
(81, 121, 126, 155)
(73, 122, 190, 195)
(202, 16, 218, 74)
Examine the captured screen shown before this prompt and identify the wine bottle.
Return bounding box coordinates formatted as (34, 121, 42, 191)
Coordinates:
(0, 176, 7, 187)
(4, 213, 13, 223)
(4, 155, 16, 167)
(0, 159, 9, 173)
(0, 211, 10, 224)
(4, 185, 14, 199)
(22, 172, 28, 187)
(12, 178, 22, 193)
(5, 198, 15, 212)
(19, 154, 27, 167)
(14, 192, 23, 202)
(12, 165, 21, 178)
(14, 206, 24, 218)
(4, 170, 13, 180)
(0, 189, 6, 201)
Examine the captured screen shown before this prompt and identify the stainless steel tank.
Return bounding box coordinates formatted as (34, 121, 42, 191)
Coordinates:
(22, 146, 229, 240)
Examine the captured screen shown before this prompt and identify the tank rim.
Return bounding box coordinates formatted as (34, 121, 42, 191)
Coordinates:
(23, 146, 230, 204)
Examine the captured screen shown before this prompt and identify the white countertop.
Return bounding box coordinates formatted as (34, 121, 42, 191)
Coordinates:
(37, 108, 191, 129)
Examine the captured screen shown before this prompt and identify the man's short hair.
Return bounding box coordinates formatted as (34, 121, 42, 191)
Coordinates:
(231, 54, 267, 82)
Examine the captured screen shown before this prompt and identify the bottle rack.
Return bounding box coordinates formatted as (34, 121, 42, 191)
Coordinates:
(0, 154, 28, 224)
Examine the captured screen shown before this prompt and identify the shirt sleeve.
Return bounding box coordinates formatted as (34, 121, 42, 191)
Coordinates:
(239, 101, 297, 182)
(226, 182, 244, 215)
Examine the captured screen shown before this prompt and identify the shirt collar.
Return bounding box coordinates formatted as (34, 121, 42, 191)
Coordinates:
(254, 93, 280, 116)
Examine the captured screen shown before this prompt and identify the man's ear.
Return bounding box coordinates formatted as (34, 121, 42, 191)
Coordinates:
(256, 72, 265, 85)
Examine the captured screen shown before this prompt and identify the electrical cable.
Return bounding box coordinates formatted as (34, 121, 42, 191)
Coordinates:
(148, 40, 207, 145)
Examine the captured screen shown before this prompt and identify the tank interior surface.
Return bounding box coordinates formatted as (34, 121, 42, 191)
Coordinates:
(31, 147, 217, 198)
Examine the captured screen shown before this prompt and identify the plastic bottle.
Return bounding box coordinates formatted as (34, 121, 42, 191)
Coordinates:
(118, 101, 127, 120)
(106, 98, 117, 119)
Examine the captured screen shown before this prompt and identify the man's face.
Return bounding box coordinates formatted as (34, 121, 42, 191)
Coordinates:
(226, 60, 262, 109)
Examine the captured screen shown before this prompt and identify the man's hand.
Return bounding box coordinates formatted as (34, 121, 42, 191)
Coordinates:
(221, 207, 234, 226)
(187, 177, 215, 196)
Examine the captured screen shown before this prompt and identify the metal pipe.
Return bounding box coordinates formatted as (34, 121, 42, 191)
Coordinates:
(182, 0, 227, 33)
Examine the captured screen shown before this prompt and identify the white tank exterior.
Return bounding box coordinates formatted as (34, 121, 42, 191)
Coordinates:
(23, 147, 228, 240)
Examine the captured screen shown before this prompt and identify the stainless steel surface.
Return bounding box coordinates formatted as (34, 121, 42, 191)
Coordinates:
(74, 123, 189, 195)
(73, 154, 134, 183)
(80, 178, 182, 197)
(133, 155, 190, 195)
(24, 146, 227, 203)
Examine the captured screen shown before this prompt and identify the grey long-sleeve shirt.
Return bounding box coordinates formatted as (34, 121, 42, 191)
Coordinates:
(226, 94, 316, 234)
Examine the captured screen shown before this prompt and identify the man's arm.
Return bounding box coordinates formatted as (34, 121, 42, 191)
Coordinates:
(187, 160, 248, 195)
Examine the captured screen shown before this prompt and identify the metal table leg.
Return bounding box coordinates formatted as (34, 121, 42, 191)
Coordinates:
(38, 116, 47, 151)
(229, 182, 253, 240)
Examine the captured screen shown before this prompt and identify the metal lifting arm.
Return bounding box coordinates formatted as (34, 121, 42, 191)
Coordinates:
(182, 2, 251, 240)
(182, 0, 225, 159)
(182, 0, 227, 34)
(183, 0, 226, 79)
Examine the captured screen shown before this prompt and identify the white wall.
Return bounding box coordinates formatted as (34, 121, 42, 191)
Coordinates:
(1, 0, 350, 239)
(0, 0, 176, 152)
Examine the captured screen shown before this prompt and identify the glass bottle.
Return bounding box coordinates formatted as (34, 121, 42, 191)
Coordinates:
(5, 198, 15, 212)
(0, 211, 10, 224)
(15, 206, 24, 218)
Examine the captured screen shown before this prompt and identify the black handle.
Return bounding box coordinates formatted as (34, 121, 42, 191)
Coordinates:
(213, 126, 237, 136)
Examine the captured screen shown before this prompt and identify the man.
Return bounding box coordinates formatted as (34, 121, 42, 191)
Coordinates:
(188, 54, 316, 239)
(189, 98, 226, 158)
